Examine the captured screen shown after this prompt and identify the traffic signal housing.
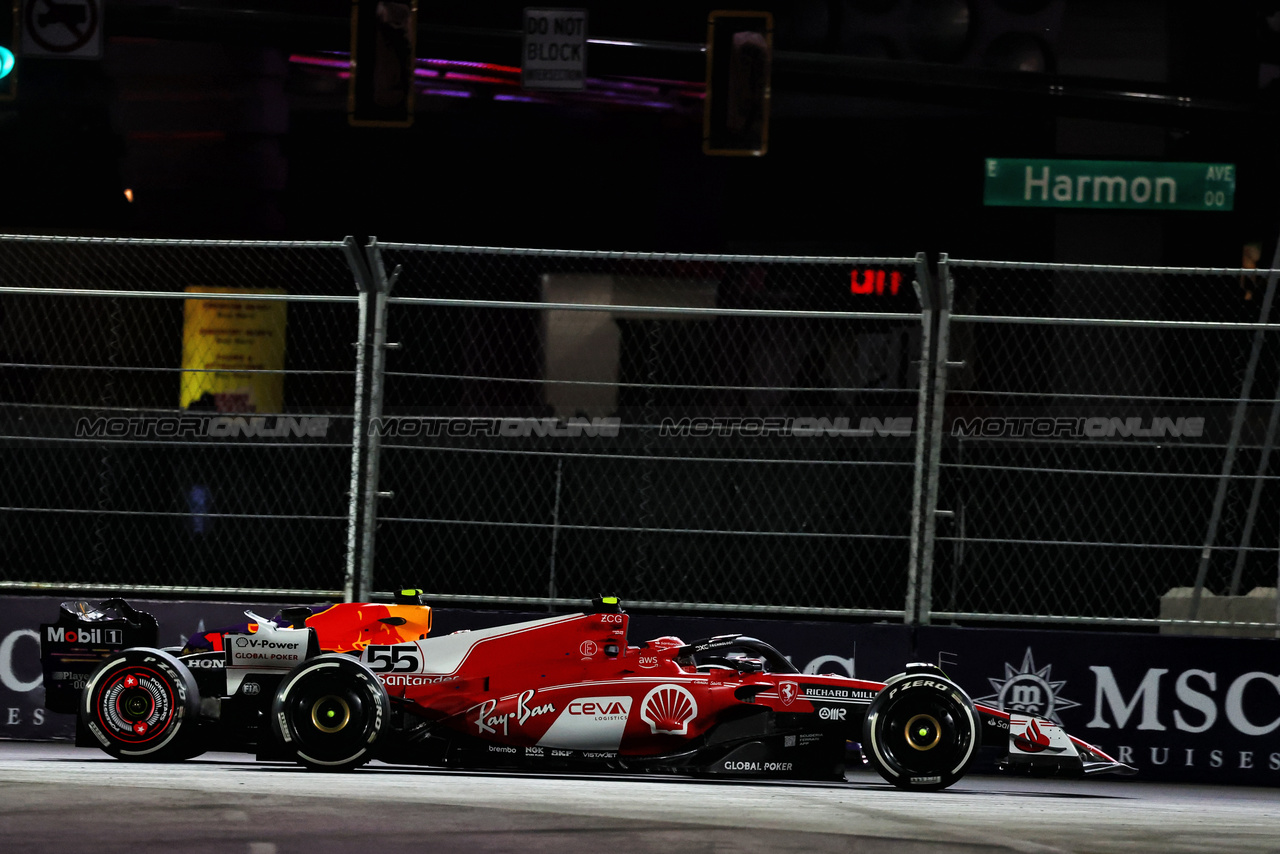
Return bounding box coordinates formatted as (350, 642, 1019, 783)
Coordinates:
(1, 0, 17, 102)
(349, 0, 418, 127)
(1257, 2, 1280, 104)
(703, 10, 772, 156)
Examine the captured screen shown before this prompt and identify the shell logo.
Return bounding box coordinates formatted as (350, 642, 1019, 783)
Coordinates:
(639, 684, 698, 735)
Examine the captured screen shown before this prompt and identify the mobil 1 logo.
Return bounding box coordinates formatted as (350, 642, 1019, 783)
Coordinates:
(523, 8, 586, 91)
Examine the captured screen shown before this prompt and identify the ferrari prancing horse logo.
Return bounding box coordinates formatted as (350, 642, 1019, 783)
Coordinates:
(778, 681, 798, 706)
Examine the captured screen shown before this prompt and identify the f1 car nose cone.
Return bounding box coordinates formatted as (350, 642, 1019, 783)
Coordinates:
(905, 714, 942, 751)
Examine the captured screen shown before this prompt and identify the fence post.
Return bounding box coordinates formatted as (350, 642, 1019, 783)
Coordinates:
(356, 239, 397, 602)
(1230, 370, 1280, 596)
(548, 457, 564, 603)
(906, 252, 935, 625)
(341, 236, 373, 603)
(916, 255, 955, 626)
(1192, 243, 1280, 617)
(1230, 258, 1280, 596)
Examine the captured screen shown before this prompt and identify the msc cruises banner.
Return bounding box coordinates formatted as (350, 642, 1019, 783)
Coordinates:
(916, 626, 1280, 787)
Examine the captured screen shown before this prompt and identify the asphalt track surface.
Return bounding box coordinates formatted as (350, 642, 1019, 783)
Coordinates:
(2, 742, 1279, 854)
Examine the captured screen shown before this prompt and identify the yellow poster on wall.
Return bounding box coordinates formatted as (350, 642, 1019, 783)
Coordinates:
(180, 288, 287, 413)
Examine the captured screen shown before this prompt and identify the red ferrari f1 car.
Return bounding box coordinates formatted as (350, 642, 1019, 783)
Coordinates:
(41, 594, 1135, 791)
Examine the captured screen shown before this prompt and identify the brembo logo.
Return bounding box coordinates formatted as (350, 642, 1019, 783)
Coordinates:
(45, 627, 123, 645)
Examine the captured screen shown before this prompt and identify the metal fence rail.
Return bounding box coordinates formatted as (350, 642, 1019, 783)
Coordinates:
(0, 235, 366, 597)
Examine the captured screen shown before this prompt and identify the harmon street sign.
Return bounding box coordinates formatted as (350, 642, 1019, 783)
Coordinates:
(984, 158, 1236, 212)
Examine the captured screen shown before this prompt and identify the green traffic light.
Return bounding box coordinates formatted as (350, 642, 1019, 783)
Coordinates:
(0, 48, 13, 80)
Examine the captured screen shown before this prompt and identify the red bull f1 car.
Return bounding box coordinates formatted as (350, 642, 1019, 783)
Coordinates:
(40, 594, 1135, 791)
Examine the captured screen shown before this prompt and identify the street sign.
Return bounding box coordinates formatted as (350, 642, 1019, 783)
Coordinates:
(22, 0, 102, 60)
(984, 158, 1236, 212)
(522, 7, 586, 91)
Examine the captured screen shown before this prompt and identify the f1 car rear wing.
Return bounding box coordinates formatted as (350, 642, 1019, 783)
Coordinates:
(40, 600, 160, 714)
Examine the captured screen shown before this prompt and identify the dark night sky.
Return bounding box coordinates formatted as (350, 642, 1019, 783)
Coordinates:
(1, 0, 1276, 267)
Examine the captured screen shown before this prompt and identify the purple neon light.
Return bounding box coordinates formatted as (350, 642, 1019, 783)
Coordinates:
(289, 52, 701, 110)
(290, 54, 349, 70)
(419, 88, 473, 99)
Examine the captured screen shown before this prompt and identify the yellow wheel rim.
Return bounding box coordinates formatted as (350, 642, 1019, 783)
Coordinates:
(904, 713, 942, 751)
(310, 695, 351, 734)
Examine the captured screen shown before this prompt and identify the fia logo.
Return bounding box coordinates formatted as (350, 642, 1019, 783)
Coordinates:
(975, 647, 1080, 725)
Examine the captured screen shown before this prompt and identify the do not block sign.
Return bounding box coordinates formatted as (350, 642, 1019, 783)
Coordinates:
(523, 7, 587, 91)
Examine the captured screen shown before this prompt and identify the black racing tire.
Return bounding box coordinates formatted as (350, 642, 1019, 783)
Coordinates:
(862, 673, 980, 791)
(270, 654, 389, 772)
(79, 647, 202, 762)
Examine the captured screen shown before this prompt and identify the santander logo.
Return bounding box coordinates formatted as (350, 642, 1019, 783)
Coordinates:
(1014, 718, 1053, 753)
(640, 684, 697, 735)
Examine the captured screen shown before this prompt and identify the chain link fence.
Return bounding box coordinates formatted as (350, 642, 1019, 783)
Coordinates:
(924, 257, 1280, 628)
(4, 234, 1279, 631)
(358, 244, 929, 616)
(0, 235, 366, 597)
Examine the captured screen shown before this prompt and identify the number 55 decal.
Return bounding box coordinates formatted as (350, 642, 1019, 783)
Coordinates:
(366, 645, 421, 673)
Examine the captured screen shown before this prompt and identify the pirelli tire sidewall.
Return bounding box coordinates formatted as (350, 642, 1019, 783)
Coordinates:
(79, 647, 201, 761)
(270, 653, 390, 772)
(862, 673, 980, 792)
